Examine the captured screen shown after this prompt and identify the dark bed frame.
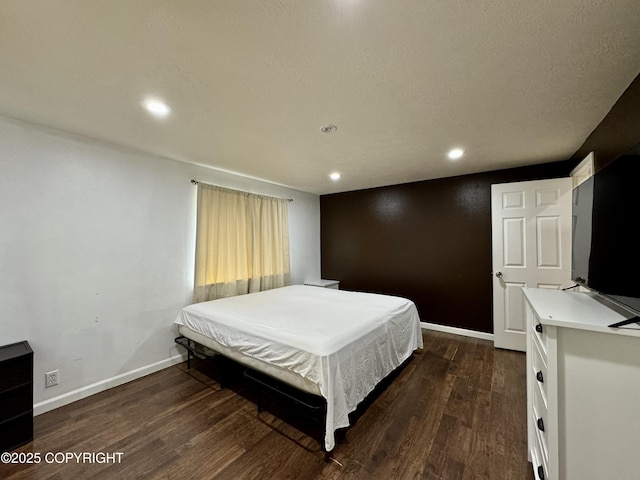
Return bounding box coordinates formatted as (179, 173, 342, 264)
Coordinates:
(175, 336, 330, 453)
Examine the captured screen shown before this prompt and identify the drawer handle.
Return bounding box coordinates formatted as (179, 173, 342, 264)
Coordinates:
(537, 417, 545, 432)
(537, 465, 545, 480)
(536, 371, 544, 383)
(535, 323, 543, 334)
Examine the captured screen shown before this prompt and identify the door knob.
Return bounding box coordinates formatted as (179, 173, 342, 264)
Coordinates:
(495, 271, 503, 278)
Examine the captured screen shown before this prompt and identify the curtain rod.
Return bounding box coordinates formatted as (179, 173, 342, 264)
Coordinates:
(190, 179, 293, 202)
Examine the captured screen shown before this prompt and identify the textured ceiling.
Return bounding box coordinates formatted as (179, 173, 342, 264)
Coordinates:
(1, 1, 639, 194)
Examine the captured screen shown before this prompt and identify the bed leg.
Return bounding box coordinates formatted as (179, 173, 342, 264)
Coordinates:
(187, 340, 192, 369)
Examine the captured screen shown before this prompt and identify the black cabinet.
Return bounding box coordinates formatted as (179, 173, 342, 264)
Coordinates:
(0, 341, 33, 452)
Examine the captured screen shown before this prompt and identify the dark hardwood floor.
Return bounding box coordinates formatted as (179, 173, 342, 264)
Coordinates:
(1, 331, 533, 479)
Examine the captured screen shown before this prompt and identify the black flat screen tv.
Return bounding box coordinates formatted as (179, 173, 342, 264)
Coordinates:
(571, 148, 640, 327)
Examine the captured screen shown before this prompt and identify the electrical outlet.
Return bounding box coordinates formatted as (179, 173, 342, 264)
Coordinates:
(45, 370, 59, 388)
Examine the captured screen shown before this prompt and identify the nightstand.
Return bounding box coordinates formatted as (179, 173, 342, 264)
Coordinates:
(304, 279, 340, 289)
(0, 341, 33, 452)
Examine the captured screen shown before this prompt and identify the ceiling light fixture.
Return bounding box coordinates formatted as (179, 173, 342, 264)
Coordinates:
(329, 172, 341, 181)
(447, 148, 464, 160)
(142, 98, 171, 118)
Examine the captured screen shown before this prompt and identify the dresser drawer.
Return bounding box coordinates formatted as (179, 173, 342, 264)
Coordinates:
(531, 335, 548, 407)
(530, 435, 549, 480)
(530, 311, 548, 355)
(0, 383, 32, 422)
(532, 382, 549, 464)
(0, 356, 32, 392)
(0, 412, 33, 452)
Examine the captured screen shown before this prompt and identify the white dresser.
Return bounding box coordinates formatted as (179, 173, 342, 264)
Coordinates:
(523, 288, 640, 480)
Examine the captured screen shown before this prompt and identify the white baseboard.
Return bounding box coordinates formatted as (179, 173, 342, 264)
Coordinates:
(421, 322, 494, 342)
(33, 353, 187, 416)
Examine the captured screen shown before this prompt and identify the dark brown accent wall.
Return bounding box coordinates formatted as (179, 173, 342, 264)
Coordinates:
(321, 161, 574, 333)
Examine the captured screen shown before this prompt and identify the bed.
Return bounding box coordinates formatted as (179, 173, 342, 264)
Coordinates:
(174, 284, 423, 451)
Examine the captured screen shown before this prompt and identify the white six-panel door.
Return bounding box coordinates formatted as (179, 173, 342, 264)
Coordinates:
(491, 178, 572, 351)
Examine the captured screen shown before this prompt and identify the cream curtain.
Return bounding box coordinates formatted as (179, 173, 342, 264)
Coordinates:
(194, 183, 291, 302)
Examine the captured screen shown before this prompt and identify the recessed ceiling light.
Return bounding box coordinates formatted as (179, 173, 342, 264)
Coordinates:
(142, 98, 171, 118)
(329, 172, 341, 181)
(320, 125, 337, 134)
(447, 148, 464, 160)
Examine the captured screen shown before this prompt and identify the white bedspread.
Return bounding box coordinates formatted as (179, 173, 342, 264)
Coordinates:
(174, 285, 423, 450)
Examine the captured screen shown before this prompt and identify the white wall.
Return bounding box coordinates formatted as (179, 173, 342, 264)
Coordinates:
(0, 115, 320, 413)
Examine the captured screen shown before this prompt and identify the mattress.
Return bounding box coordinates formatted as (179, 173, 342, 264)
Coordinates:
(177, 324, 322, 395)
(174, 284, 423, 451)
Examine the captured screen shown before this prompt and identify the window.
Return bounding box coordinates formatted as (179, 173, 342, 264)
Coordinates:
(193, 183, 291, 302)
